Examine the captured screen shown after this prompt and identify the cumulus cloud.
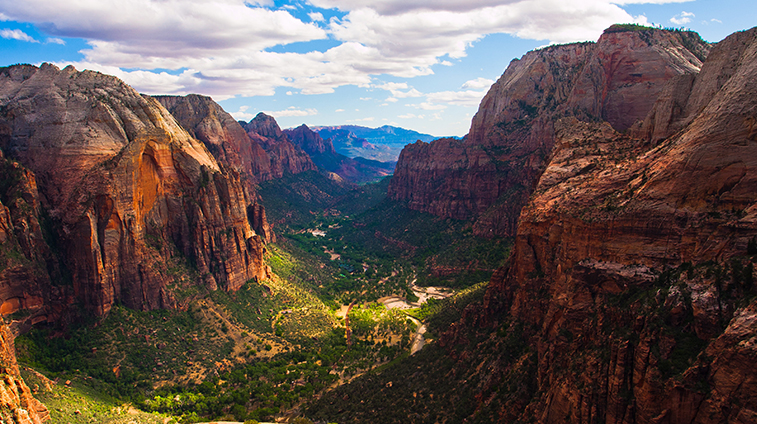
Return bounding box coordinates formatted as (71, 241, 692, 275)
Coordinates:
(670, 11, 694, 25)
(461, 77, 494, 90)
(2, 0, 689, 99)
(46, 37, 65, 44)
(1, 28, 38, 42)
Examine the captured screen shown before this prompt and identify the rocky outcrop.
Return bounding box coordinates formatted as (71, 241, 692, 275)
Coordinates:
(285, 124, 336, 156)
(155, 95, 276, 241)
(241, 113, 318, 178)
(448, 27, 757, 423)
(0, 64, 269, 316)
(0, 322, 48, 423)
(389, 26, 710, 237)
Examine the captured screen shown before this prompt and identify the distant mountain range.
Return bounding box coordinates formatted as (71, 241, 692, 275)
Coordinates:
(311, 125, 446, 162)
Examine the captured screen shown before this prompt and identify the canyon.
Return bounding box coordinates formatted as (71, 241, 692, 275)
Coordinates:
(0, 23, 756, 424)
(310, 25, 757, 423)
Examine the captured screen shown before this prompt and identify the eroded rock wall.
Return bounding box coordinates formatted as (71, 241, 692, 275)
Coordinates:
(452, 27, 757, 423)
(389, 27, 710, 237)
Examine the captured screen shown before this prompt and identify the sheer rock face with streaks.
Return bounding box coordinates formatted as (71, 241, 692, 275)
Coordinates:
(389, 27, 710, 237)
(155, 94, 275, 187)
(439, 27, 757, 423)
(0, 63, 268, 317)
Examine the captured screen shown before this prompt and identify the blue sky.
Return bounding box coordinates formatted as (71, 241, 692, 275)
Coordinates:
(1, 0, 754, 137)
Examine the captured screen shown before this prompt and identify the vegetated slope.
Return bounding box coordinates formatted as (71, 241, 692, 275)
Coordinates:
(0, 63, 269, 319)
(258, 166, 511, 289)
(310, 26, 757, 423)
(388, 26, 710, 237)
(257, 170, 354, 231)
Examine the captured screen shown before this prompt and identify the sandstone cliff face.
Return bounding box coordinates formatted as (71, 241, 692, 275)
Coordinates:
(0, 64, 268, 317)
(155, 95, 275, 241)
(389, 27, 709, 237)
(446, 27, 757, 423)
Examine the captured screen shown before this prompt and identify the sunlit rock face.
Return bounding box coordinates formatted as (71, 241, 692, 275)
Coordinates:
(389, 26, 709, 238)
(0, 322, 49, 423)
(0, 63, 268, 317)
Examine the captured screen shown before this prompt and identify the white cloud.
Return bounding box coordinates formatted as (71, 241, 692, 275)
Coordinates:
(711, 18, 722, 24)
(398, 113, 422, 119)
(46, 37, 65, 44)
(426, 89, 489, 107)
(230, 105, 257, 121)
(347, 117, 375, 122)
(3, 0, 695, 100)
(670, 11, 694, 25)
(1, 28, 38, 42)
(461, 77, 494, 90)
(416, 102, 447, 111)
(374, 82, 423, 98)
(335, 108, 345, 112)
(264, 106, 319, 118)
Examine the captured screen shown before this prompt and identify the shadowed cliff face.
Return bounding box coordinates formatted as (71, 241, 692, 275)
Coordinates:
(0, 64, 268, 317)
(389, 28, 710, 237)
(442, 27, 757, 423)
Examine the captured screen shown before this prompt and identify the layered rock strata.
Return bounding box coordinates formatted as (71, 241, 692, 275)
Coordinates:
(389, 26, 709, 237)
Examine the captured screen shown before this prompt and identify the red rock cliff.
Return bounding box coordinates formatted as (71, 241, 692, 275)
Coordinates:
(389, 27, 709, 237)
(155, 95, 275, 186)
(0, 64, 268, 316)
(155, 95, 275, 241)
(446, 27, 757, 423)
(242, 113, 318, 177)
